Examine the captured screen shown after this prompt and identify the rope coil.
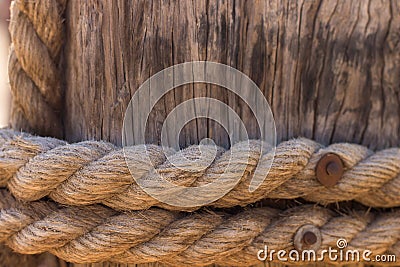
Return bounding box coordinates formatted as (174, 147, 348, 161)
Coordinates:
(0, 129, 399, 210)
(1, 130, 400, 265)
(0, 189, 399, 265)
(8, 0, 66, 138)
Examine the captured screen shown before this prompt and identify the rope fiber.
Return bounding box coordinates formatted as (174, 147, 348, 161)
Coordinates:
(0, 129, 399, 211)
(1, 189, 399, 265)
(8, 0, 66, 138)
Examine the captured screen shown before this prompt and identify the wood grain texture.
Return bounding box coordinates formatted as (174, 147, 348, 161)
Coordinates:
(0, 244, 63, 267)
(62, 0, 400, 151)
(9, 0, 400, 266)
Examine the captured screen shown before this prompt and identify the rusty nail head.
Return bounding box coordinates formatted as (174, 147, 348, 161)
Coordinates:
(302, 231, 317, 246)
(316, 153, 344, 187)
(294, 224, 322, 251)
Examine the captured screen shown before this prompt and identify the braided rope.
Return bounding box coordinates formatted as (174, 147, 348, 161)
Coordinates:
(8, 0, 66, 138)
(0, 129, 399, 210)
(0, 189, 399, 265)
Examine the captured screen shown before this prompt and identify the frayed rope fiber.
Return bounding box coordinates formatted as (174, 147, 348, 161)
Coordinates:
(0, 189, 400, 265)
(0, 128, 400, 210)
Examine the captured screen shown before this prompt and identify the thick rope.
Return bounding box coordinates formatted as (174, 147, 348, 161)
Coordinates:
(0, 189, 399, 265)
(0, 129, 399, 210)
(8, 0, 67, 138)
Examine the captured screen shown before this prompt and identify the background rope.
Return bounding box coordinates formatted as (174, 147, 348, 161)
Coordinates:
(8, 0, 67, 138)
(0, 189, 399, 265)
(0, 129, 399, 210)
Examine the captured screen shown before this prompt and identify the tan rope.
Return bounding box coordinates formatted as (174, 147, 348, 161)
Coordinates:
(0, 129, 399, 210)
(0, 189, 399, 265)
(8, 0, 67, 138)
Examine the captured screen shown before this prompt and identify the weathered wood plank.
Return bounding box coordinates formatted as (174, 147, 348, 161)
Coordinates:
(62, 0, 400, 151)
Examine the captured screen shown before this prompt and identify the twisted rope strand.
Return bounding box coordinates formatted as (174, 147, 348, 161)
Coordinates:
(0, 129, 400, 209)
(8, 0, 66, 137)
(0, 189, 399, 265)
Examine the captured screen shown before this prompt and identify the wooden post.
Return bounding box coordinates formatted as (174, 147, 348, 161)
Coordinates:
(62, 0, 400, 150)
(9, 0, 400, 266)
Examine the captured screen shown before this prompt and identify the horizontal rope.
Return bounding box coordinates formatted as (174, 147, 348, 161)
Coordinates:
(0, 129, 399, 210)
(0, 189, 399, 265)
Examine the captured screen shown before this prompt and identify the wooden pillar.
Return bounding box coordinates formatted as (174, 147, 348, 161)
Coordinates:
(62, 0, 400, 150)
(9, 0, 400, 266)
